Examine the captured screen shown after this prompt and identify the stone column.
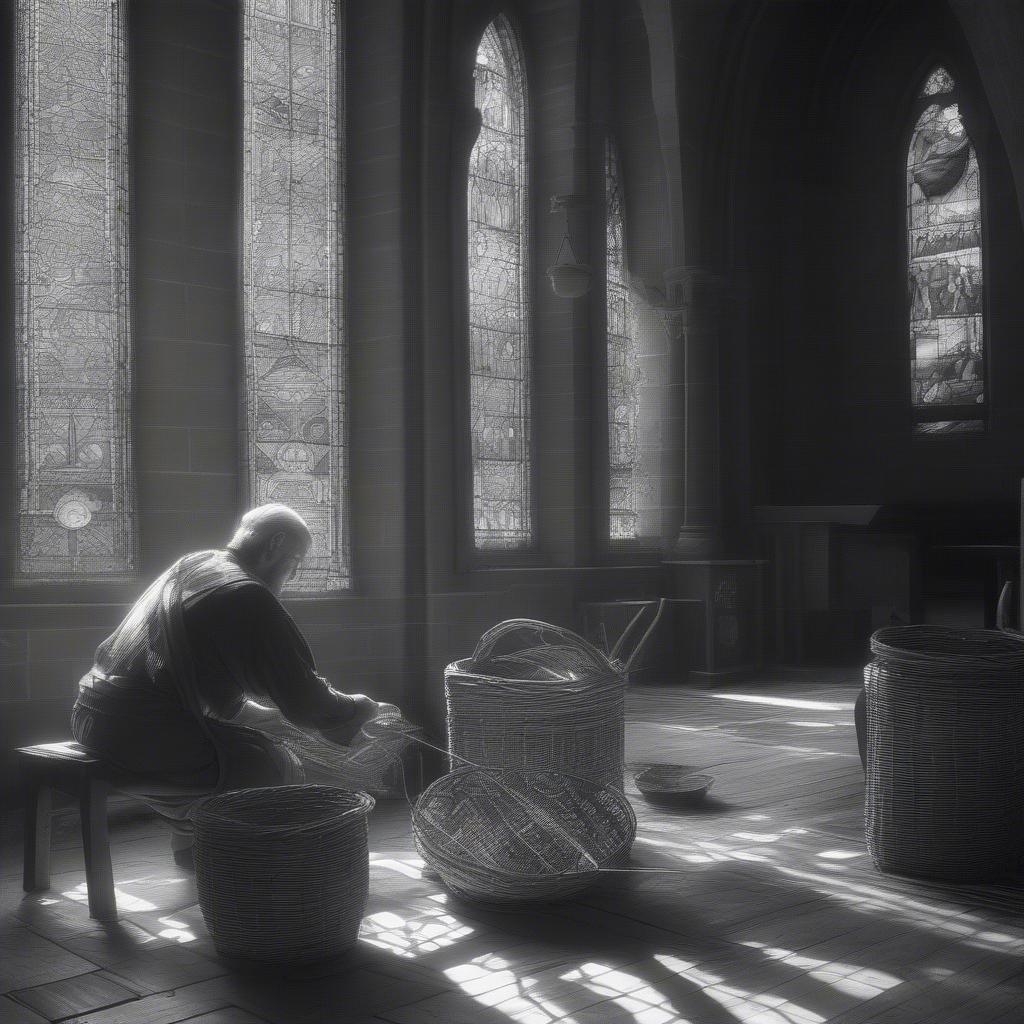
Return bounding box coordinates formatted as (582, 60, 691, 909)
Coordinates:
(664, 265, 724, 557)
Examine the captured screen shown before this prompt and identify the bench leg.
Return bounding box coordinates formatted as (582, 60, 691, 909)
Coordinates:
(24, 782, 52, 892)
(80, 780, 117, 921)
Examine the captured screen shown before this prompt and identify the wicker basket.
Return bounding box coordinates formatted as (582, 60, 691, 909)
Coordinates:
(192, 785, 374, 965)
(864, 625, 1024, 882)
(413, 767, 636, 904)
(446, 610, 663, 791)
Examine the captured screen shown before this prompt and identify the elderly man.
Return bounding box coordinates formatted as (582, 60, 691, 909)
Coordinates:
(71, 504, 381, 866)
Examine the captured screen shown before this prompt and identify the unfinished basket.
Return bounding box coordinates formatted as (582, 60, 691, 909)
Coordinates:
(864, 625, 1024, 882)
(192, 785, 374, 965)
(413, 767, 636, 903)
(446, 607, 663, 791)
(260, 703, 424, 796)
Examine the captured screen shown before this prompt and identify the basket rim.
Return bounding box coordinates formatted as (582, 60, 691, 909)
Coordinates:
(191, 784, 375, 830)
(634, 767, 713, 794)
(412, 766, 637, 881)
(445, 657, 623, 688)
(870, 625, 1024, 664)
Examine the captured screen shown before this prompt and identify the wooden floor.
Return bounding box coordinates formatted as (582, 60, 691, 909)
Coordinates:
(4, 671, 1024, 1023)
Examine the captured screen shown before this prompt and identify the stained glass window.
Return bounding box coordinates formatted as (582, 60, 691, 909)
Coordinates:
(243, 0, 348, 590)
(468, 18, 532, 550)
(907, 67, 985, 433)
(605, 138, 643, 540)
(15, 0, 135, 579)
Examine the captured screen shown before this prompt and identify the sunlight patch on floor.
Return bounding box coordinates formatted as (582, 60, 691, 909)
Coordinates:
(711, 694, 853, 711)
(444, 953, 572, 1023)
(155, 914, 197, 943)
(770, 862, 1024, 953)
(654, 953, 826, 1024)
(359, 905, 474, 958)
(61, 883, 157, 913)
(560, 962, 690, 1024)
(743, 941, 903, 999)
(635, 833, 774, 865)
(369, 855, 425, 879)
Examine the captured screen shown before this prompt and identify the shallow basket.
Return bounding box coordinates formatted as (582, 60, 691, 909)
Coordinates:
(864, 625, 1024, 882)
(634, 766, 714, 807)
(412, 767, 636, 904)
(192, 785, 374, 965)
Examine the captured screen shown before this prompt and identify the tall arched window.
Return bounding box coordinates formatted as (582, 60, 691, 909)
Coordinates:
(605, 137, 643, 539)
(907, 66, 985, 433)
(15, 0, 135, 578)
(467, 17, 532, 550)
(243, 0, 348, 589)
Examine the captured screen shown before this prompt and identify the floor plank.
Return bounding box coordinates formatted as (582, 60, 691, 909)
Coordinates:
(0, 994, 50, 1023)
(0, 928, 98, 995)
(10, 971, 138, 1022)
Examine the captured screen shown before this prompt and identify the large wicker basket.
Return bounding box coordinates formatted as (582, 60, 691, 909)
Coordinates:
(192, 785, 374, 965)
(864, 625, 1024, 882)
(446, 610, 663, 791)
(413, 767, 636, 903)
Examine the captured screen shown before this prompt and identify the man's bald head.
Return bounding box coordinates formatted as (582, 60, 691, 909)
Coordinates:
(228, 504, 312, 593)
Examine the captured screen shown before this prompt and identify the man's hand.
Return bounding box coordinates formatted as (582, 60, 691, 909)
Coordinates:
(321, 693, 381, 747)
(349, 694, 382, 733)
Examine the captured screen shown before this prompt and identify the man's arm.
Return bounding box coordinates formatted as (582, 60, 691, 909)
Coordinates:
(234, 584, 355, 733)
(195, 581, 368, 741)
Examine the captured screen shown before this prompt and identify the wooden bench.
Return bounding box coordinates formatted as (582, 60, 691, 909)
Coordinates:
(16, 741, 206, 922)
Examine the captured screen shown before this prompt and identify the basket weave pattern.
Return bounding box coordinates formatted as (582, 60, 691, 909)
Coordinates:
(446, 661, 625, 790)
(192, 785, 374, 965)
(413, 767, 636, 903)
(864, 625, 1024, 882)
(446, 618, 631, 790)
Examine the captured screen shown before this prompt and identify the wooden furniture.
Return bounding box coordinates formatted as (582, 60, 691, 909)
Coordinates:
(932, 544, 1018, 628)
(996, 481, 1024, 632)
(754, 506, 923, 664)
(578, 598, 702, 684)
(665, 559, 766, 680)
(17, 740, 206, 921)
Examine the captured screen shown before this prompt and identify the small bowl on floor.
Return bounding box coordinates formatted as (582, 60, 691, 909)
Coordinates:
(634, 766, 714, 807)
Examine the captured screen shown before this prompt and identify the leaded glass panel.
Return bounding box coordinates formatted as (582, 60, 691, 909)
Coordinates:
(605, 138, 643, 540)
(907, 68, 985, 434)
(468, 18, 532, 550)
(243, 0, 348, 589)
(920, 67, 955, 97)
(15, 0, 135, 578)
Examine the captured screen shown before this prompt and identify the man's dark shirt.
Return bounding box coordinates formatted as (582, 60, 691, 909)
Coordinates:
(77, 550, 354, 776)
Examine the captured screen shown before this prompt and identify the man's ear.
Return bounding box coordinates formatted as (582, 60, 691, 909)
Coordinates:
(267, 531, 287, 558)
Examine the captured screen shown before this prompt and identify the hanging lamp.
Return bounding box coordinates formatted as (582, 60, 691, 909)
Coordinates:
(547, 195, 592, 298)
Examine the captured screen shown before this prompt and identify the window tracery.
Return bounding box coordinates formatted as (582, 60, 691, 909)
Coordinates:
(468, 17, 532, 550)
(15, 0, 135, 578)
(605, 138, 644, 539)
(243, 0, 348, 588)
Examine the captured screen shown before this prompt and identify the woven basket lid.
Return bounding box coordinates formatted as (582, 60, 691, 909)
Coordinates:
(470, 619, 617, 681)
